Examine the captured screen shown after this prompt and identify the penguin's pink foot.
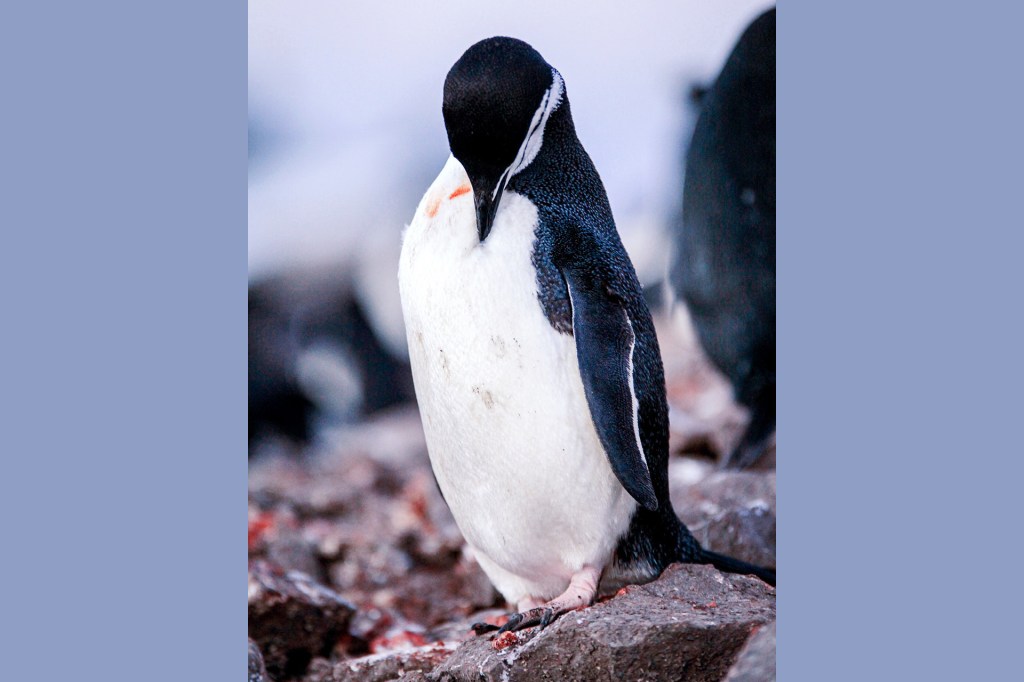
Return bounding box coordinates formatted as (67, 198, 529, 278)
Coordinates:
(471, 565, 601, 636)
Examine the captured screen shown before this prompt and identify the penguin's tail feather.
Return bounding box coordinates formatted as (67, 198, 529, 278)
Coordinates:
(700, 548, 775, 587)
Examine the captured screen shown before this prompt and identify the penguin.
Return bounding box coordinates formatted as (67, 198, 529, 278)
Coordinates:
(398, 37, 774, 634)
(670, 8, 776, 469)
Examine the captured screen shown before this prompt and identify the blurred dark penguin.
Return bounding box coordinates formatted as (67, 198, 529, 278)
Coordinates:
(249, 282, 315, 446)
(670, 8, 776, 469)
(248, 269, 415, 454)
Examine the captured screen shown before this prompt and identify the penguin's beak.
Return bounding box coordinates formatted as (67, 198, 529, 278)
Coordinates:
(473, 173, 508, 243)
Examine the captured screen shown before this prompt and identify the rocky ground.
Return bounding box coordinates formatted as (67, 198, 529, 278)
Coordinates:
(248, 313, 776, 681)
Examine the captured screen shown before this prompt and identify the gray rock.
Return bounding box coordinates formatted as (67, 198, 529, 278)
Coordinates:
(249, 638, 269, 682)
(248, 560, 357, 680)
(672, 470, 776, 516)
(723, 620, 775, 682)
(429, 564, 775, 682)
(671, 468, 776, 569)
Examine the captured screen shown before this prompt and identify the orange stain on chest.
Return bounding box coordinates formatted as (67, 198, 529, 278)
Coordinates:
(424, 184, 472, 220)
(449, 185, 471, 200)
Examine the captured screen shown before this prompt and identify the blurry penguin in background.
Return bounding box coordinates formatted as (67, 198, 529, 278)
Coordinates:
(248, 269, 415, 455)
(670, 8, 776, 469)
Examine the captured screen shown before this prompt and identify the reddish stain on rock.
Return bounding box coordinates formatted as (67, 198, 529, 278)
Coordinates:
(491, 631, 520, 651)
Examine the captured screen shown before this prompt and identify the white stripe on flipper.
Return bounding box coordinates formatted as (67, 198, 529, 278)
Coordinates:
(625, 316, 650, 473)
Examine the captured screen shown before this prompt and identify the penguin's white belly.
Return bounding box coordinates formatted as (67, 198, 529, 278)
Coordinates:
(398, 157, 636, 603)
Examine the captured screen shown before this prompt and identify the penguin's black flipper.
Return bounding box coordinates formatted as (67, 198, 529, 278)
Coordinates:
(563, 269, 659, 512)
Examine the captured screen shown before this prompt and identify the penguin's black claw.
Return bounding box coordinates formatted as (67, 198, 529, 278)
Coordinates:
(496, 612, 525, 634)
(493, 606, 563, 634)
(471, 621, 499, 635)
(472, 608, 556, 637)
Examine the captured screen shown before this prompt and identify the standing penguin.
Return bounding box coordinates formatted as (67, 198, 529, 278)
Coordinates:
(399, 37, 774, 634)
(670, 8, 776, 469)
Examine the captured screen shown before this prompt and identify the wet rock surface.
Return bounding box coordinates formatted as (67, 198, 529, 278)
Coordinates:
(248, 315, 776, 681)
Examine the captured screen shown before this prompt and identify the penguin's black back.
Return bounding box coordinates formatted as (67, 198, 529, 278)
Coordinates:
(670, 8, 776, 469)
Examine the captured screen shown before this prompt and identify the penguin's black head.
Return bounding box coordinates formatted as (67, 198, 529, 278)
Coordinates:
(443, 37, 565, 242)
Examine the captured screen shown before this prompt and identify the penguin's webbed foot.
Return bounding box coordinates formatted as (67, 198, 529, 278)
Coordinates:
(471, 565, 601, 636)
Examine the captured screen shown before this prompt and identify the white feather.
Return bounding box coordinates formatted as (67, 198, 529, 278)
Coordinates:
(398, 155, 636, 604)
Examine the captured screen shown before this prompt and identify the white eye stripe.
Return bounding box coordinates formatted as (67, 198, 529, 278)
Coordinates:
(496, 70, 564, 191)
(516, 83, 552, 161)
